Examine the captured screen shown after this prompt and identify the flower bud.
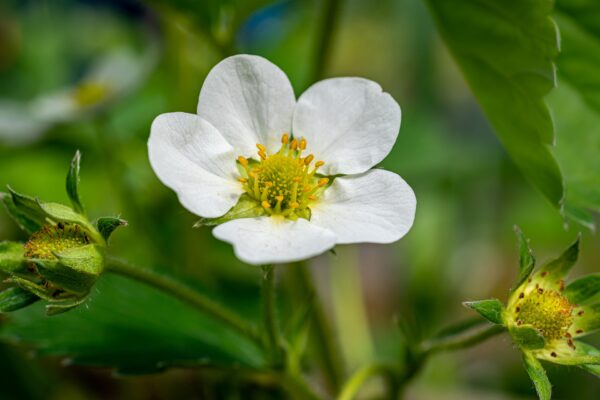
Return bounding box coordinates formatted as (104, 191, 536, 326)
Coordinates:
(0, 151, 126, 315)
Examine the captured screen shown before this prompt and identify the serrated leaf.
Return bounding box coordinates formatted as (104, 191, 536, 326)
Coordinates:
(194, 194, 265, 227)
(512, 226, 536, 292)
(510, 326, 545, 350)
(96, 217, 127, 243)
(563, 274, 600, 305)
(426, 0, 563, 209)
(463, 299, 505, 325)
(523, 351, 551, 400)
(0, 274, 265, 374)
(66, 151, 84, 215)
(0, 287, 39, 312)
(550, 2, 600, 228)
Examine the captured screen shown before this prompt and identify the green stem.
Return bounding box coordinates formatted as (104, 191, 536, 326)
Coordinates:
(261, 265, 281, 361)
(106, 256, 262, 346)
(295, 264, 344, 393)
(338, 363, 401, 400)
(422, 324, 505, 356)
(309, 0, 343, 84)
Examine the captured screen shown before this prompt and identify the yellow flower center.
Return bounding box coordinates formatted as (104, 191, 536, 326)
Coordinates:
(24, 223, 90, 260)
(514, 288, 574, 341)
(237, 134, 329, 219)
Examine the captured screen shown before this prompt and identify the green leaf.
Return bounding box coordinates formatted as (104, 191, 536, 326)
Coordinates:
(463, 299, 505, 324)
(523, 351, 552, 400)
(4, 188, 47, 233)
(0, 287, 39, 312)
(540, 235, 580, 279)
(0, 274, 265, 374)
(563, 274, 600, 305)
(0, 242, 27, 274)
(95, 217, 127, 243)
(510, 326, 545, 350)
(512, 226, 536, 292)
(66, 150, 84, 215)
(550, 2, 600, 228)
(426, 0, 563, 209)
(194, 194, 265, 227)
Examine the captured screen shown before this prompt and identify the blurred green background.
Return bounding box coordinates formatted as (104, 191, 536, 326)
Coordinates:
(0, 0, 599, 399)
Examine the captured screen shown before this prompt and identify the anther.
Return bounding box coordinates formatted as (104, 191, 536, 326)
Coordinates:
(256, 143, 266, 152)
(238, 156, 248, 166)
(258, 151, 267, 160)
(290, 139, 298, 151)
(308, 195, 317, 201)
(318, 178, 329, 187)
(299, 139, 306, 150)
(238, 178, 248, 183)
(281, 133, 289, 144)
(262, 201, 271, 209)
(291, 202, 300, 209)
(315, 161, 325, 168)
(293, 177, 302, 183)
(304, 154, 314, 165)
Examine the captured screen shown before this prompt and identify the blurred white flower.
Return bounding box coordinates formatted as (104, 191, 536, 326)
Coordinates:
(0, 48, 156, 145)
(149, 54, 416, 265)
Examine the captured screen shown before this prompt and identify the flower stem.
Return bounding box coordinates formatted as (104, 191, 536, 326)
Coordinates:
(106, 256, 262, 346)
(309, 0, 343, 85)
(338, 363, 401, 400)
(295, 264, 344, 393)
(261, 265, 281, 361)
(421, 324, 505, 356)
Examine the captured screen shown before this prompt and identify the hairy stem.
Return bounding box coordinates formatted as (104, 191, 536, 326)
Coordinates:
(106, 256, 262, 346)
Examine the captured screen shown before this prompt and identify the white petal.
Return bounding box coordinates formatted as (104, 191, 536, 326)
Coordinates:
(213, 217, 337, 265)
(148, 112, 243, 218)
(311, 169, 416, 244)
(293, 78, 401, 175)
(197, 54, 296, 156)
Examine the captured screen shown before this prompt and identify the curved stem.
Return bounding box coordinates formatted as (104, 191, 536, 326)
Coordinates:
(338, 363, 401, 400)
(422, 324, 505, 356)
(261, 265, 281, 361)
(106, 256, 262, 346)
(308, 0, 343, 85)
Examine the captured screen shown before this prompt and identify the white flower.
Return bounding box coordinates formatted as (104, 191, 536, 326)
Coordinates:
(148, 54, 416, 265)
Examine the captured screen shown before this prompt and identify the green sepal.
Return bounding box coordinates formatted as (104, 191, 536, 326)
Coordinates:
(564, 274, 600, 306)
(45, 295, 88, 316)
(538, 340, 600, 366)
(0, 241, 28, 274)
(3, 187, 47, 233)
(0, 286, 39, 312)
(37, 202, 103, 244)
(578, 343, 600, 377)
(511, 226, 535, 292)
(66, 150, 85, 215)
(96, 217, 127, 242)
(463, 299, 505, 324)
(574, 303, 600, 336)
(510, 325, 545, 350)
(8, 276, 56, 301)
(35, 244, 105, 295)
(522, 351, 551, 400)
(540, 235, 580, 279)
(194, 194, 265, 227)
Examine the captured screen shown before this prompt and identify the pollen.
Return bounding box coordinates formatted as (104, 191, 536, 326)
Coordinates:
(513, 288, 574, 341)
(236, 133, 329, 219)
(24, 223, 90, 260)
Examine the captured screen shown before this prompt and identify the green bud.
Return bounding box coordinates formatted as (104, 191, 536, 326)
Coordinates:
(0, 151, 126, 315)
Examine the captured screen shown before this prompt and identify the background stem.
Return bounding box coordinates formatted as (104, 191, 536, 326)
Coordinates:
(106, 256, 262, 346)
(308, 0, 343, 85)
(261, 265, 281, 362)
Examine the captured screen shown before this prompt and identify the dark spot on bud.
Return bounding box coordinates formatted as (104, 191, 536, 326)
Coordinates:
(519, 292, 524, 299)
(578, 310, 584, 316)
(551, 352, 557, 357)
(537, 288, 544, 294)
(576, 329, 583, 334)
(541, 271, 547, 277)
(517, 320, 523, 326)
(565, 332, 572, 338)
(516, 307, 521, 313)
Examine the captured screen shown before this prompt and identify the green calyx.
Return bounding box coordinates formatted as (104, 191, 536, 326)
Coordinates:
(0, 151, 126, 315)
